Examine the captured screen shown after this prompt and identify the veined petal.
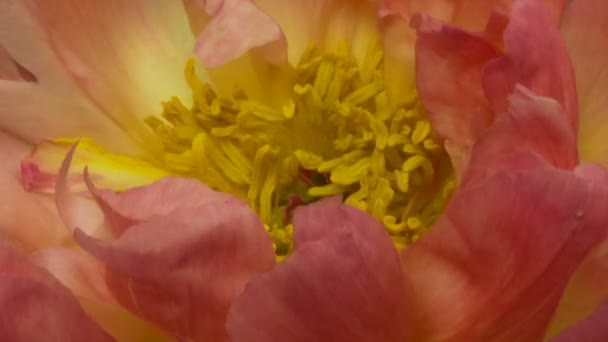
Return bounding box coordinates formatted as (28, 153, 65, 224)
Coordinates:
(74, 177, 275, 341)
(463, 86, 577, 185)
(17, 0, 195, 151)
(483, 0, 577, 131)
(401, 165, 608, 341)
(0, 133, 68, 250)
(551, 299, 608, 342)
(227, 198, 414, 342)
(561, 0, 608, 166)
(0, 240, 114, 341)
(22, 138, 170, 194)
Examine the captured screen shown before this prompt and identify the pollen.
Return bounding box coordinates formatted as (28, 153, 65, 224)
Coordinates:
(147, 42, 455, 259)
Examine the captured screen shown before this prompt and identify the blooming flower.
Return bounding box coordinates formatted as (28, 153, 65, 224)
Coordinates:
(1, 0, 608, 341)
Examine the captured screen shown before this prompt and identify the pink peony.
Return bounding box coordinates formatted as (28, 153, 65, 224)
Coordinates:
(1, 0, 607, 341)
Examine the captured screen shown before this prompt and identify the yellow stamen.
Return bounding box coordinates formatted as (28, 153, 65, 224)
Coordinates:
(146, 42, 455, 258)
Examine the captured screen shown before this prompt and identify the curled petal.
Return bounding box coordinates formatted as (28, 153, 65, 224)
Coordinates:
(193, 0, 286, 67)
(227, 198, 414, 342)
(22, 138, 170, 194)
(401, 165, 608, 341)
(75, 177, 275, 341)
(483, 0, 577, 131)
(464, 86, 577, 184)
(0, 240, 114, 341)
(561, 0, 608, 166)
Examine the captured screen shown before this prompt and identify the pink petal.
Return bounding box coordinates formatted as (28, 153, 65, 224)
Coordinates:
(561, 0, 608, 166)
(74, 177, 275, 341)
(226, 198, 414, 342)
(0, 2, 137, 153)
(193, 0, 286, 67)
(401, 164, 608, 341)
(483, 0, 578, 132)
(551, 299, 608, 342)
(14, 0, 195, 149)
(463, 86, 577, 184)
(411, 13, 500, 170)
(0, 240, 114, 341)
(0, 133, 68, 250)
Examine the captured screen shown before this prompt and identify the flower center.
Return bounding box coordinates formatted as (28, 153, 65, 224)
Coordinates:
(147, 43, 455, 259)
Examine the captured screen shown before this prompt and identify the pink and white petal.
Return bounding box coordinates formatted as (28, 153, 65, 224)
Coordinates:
(0, 133, 69, 250)
(412, 13, 500, 170)
(22, 138, 170, 194)
(483, 0, 578, 131)
(20, 0, 195, 150)
(74, 185, 275, 341)
(0, 1, 137, 153)
(561, 0, 608, 166)
(226, 198, 414, 342)
(401, 165, 608, 341)
(463, 86, 577, 185)
(0, 240, 114, 341)
(551, 299, 608, 342)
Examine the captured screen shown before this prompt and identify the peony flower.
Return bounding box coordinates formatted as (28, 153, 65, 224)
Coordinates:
(1, 0, 608, 340)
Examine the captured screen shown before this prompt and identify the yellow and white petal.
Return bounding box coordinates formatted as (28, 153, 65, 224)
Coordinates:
(22, 138, 171, 195)
(7, 0, 196, 152)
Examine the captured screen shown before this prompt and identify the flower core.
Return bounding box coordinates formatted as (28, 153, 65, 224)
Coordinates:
(147, 44, 454, 257)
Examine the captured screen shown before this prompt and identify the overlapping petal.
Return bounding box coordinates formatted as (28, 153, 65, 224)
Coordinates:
(483, 0, 578, 130)
(401, 162, 608, 341)
(0, 240, 114, 341)
(411, 13, 499, 174)
(227, 197, 414, 342)
(463, 86, 577, 185)
(69, 176, 275, 341)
